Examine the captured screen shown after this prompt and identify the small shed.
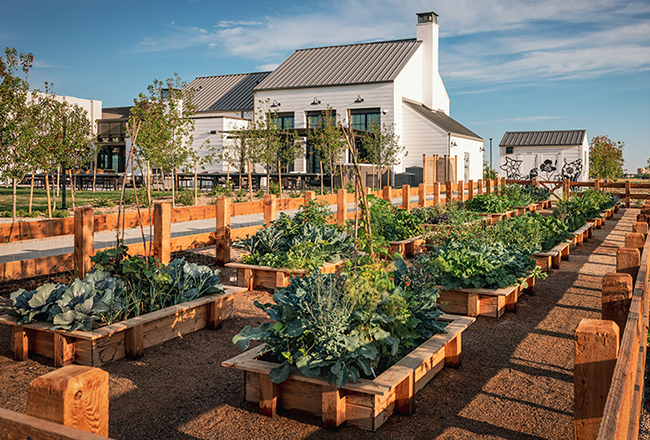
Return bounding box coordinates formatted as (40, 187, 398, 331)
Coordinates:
(498, 130, 589, 182)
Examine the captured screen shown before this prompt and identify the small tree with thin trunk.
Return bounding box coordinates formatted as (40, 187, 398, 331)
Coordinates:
(589, 135, 624, 181)
(362, 121, 405, 188)
(0, 47, 35, 223)
(309, 107, 344, 193)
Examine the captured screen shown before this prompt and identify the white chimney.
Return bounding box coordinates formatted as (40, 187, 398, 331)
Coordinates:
(416, 12, 439, 109)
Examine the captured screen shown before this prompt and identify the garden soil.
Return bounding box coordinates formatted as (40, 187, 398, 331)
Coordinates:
(1, 208, 649, 439)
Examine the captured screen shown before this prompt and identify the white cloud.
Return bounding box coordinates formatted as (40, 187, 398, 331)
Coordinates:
(256, 63, 279, 71)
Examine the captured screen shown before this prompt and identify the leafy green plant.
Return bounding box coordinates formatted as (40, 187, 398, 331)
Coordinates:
(364, 195, 423, 241)
(175, 189, 194, 206)
(255, 189, 266, 199)
(52, 209, 69, 218)
(268, 180, 281, 197)
(464, 193, 509, 213)
(487, 213, 572, 253)
(91, 194, 115, 208)
(233, 262, 447, 387)
(235, 188, 246, 198)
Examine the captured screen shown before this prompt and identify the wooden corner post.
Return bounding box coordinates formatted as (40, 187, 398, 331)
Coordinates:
(263, 194, 276, 226)
(574, 319, 619, 440)
(617, 247, 640, 285)
(602, 273, 634, 335)
(433, 182, 440, 205)
(401, 185, 410, 211)
(625, 180, 631, 208)
(337, 189, 347, 224)
(154, 202, 171, 265)
(418, 183, 425, 208)
(216, 197, 231, 266)
(27, 365, 110, 436)
(74, 207, 94, 278)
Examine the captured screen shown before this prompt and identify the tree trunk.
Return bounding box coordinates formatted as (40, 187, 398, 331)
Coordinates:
(194, 159, 198, 206)
(171, 168, 176, 209)
(320, 161, 324, 195)
(339, 163, 344, 190)
(146, 161, 153, 256)
(29, 171, 35, 214)
(277, 160, 282, 197)
(68, 169, 76, 209)
(226, 163, 231, 192)
(12, 178, 17, 224)
(247, 160, 253, 202)
(45, 170, 52, 219)
(330, 159, 334, 192)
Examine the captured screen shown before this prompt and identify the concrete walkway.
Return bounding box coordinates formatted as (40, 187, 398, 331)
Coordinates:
(0, 194, 427, 264)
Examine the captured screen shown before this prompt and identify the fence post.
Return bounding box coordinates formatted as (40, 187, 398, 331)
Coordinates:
(494, 176, 500, 187)
(154, 202, 171, 265)
(304, 190, 315, 204)
(562, 179, 570, 200)
(468, 179, 474, 200)
(337, 189, 347, 224)
(27, 365, 109, 436)
(594, 179, 600, 190)
(477, 179, 483, 195)
(486, 178, 492, 194)
(383, 185, 391, 202)
(602, 273, 634, 336)
(418, 183, 425, 207)
(74, 207, 94, 278)
(457, 180, 465, 202)
(625, 232, 645, 255)
(574, 319, 619, 440)
(446, 181, 452, 204)
(401, 185, 410, 211)
(433, 182, 440, 205)
(617, 247, 640, 285)
(625, 180, 631, 208)
(263, 194, 276, 226)
(215, 197, 231, 266)
(531, 177, 538, 188)
(633, 221, 648, 238)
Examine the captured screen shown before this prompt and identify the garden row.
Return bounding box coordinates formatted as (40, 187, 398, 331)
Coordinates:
(0, 183, 621, 432)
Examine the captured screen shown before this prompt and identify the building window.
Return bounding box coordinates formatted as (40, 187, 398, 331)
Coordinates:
(306, 110, 336, 174)
(273, 113, 295, 172)
(506, 146, 514, 155)
(350, 109, 380, 164)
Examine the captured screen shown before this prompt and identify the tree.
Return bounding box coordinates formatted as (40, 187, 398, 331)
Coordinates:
(129, 74, 197, 208)
(249, 102, 288, 194)
(309, 107, 345, 193)
(362, 122, 405, 188)
(483, 160, 498, 180)
(589, 135, 624, 181)
(0, 47, 35, 222)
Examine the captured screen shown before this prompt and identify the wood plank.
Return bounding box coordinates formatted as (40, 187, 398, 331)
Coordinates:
(11, 325, 29, 361)
(0, 253, 75, 281)
(53, 333, 75, 367)
(124, 325, 143, 359)
(259, 374, 280, 417)
(0, 407, 112, 440)
(322, 385, 346, 428)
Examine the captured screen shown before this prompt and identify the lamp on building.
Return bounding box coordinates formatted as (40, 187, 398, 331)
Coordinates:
(354, 95, 364, 103)
(451, 140, 457, 147)
(382, 108, 388, 115)
(209, 130, 217, 135)
(311, 98, 321, 105)
(271, 100, 280, 108)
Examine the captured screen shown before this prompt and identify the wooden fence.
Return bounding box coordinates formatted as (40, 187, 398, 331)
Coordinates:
(1, 177, 516, 281)
(0, 365, 112, 439)
(574, 205, 650, 440)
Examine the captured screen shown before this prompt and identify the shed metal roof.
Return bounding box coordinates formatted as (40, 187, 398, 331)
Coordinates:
(254, 39, 421, 91)
(403, 98, 484, 142)
(499, 130, 586, 147)
(187, 72, 271, 112)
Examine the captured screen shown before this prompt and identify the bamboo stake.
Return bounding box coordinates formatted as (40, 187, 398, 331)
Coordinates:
(247, 160, 253, 202)
(28, 171, 34, 214)
(45, 169, 52, 219)
(68, 169, 76, 209)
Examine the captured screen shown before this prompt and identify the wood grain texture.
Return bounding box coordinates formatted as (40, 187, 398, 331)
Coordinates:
(0, 407, 112, 440)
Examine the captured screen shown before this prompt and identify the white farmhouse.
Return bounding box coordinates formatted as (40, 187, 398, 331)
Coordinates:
(187, 11, 484, 183)
(498, 130, 589, 182)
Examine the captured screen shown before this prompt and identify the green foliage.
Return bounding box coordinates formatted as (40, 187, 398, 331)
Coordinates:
(235, 188, 246, 198)
(16, 209, 41, 218)
(51, 209, 69, 218)
(233, 200, 354, 270)
(464, 193, 509, 213)
(255, 189, 266, 199)
(7, 270, 125, 331)
(519, 184, 551, 202)
(268, 180, 281, 197)
(174, 189, 194, 206)
(233, 262, 447, 387)
(483, 161, 498, 180)
(210, 182, 233, 197)
(553, 189, 617, 230)
(346, 182, 355, 194)
(411, 201, 480, 225)
(590, 135, 624, 181)
(487, 213, 572, 253)
(496, 184, 535, 207)
(364, 195, 423, 241)
(413, 241, 540, 291)
(91, 194, 115, 208)
(122, 188, 149, 207)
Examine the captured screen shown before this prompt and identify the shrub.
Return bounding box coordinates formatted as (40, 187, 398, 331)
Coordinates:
(175, 189, 194, 206)
(268, 181, 281, 197)
(52, 210, 69, 218)
(91, 194, 115, 208)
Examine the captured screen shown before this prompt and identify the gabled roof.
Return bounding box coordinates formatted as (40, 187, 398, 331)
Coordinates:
(187, 72, 271, 113)
(255, 39, 421, 91)
(403, 98, 484, 142)
(499, 130, 586, 147)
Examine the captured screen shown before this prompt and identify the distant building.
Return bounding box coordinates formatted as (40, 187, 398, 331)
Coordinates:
(637, 168, 646, 175)
(187, 11, 484, 183)
(498, 130, 589, 182)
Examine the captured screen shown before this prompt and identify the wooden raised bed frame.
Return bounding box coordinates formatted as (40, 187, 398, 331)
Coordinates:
(225, 260, 345, 292)
(437, 274, 536, 318)
(222, 314, 474, 431)
(1, 285, 246, 367)
(388, 235, 425, 258)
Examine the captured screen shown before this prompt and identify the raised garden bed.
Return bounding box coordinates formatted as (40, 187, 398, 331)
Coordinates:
(222, 314, 474, 431)
(536, 200, 552, 209)
(0, 285, 246, 367)
(388, 235, 425, 258)
(225, 261, 346, 291)
(571, 222, 595, 247)
(437, 274, 536, 318)
(533, 240, 571, 271)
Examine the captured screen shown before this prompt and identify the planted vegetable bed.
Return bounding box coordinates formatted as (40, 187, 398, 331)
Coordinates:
(222, 313, 473, 430)
(225, 260, 346, 291)
(1, 285, 245, 367)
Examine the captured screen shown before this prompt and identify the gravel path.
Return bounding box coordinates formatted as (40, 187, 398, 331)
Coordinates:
(0, 207, 647, 439)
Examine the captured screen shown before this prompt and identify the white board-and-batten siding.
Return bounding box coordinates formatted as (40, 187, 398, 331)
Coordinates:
(400, 102, 448, 171)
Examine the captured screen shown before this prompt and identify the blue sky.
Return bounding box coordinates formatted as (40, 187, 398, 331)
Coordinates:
(2, 0, 649, 171)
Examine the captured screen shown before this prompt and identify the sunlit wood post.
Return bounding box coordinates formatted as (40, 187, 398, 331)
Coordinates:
(401, 185, 410, 211)
(215, 197, 231, 266)
(433, 182, 440, 205)
(74, 207, 94, 278)
(263, 194, 276, 226)
(468, 179, 474, 200)
(337, 189, 347, 224)
(602, 273, 634, 335)
(617, 247, 640, 286)
(418, 183, 425, 208)
(153, 202, 171, 264)
(27, 365, 110, 436)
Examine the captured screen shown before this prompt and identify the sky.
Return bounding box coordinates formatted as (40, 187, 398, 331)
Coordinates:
(1, 0, 649, 171)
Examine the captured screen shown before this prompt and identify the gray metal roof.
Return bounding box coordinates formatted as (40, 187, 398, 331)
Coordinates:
(499, 130, 586, 147)
(403, 98, 484, 142)
(255, 39, 421, 91)
(187, 72, 271, 112)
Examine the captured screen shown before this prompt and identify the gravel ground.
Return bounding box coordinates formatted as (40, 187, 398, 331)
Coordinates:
(1, 207, 648, 439)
